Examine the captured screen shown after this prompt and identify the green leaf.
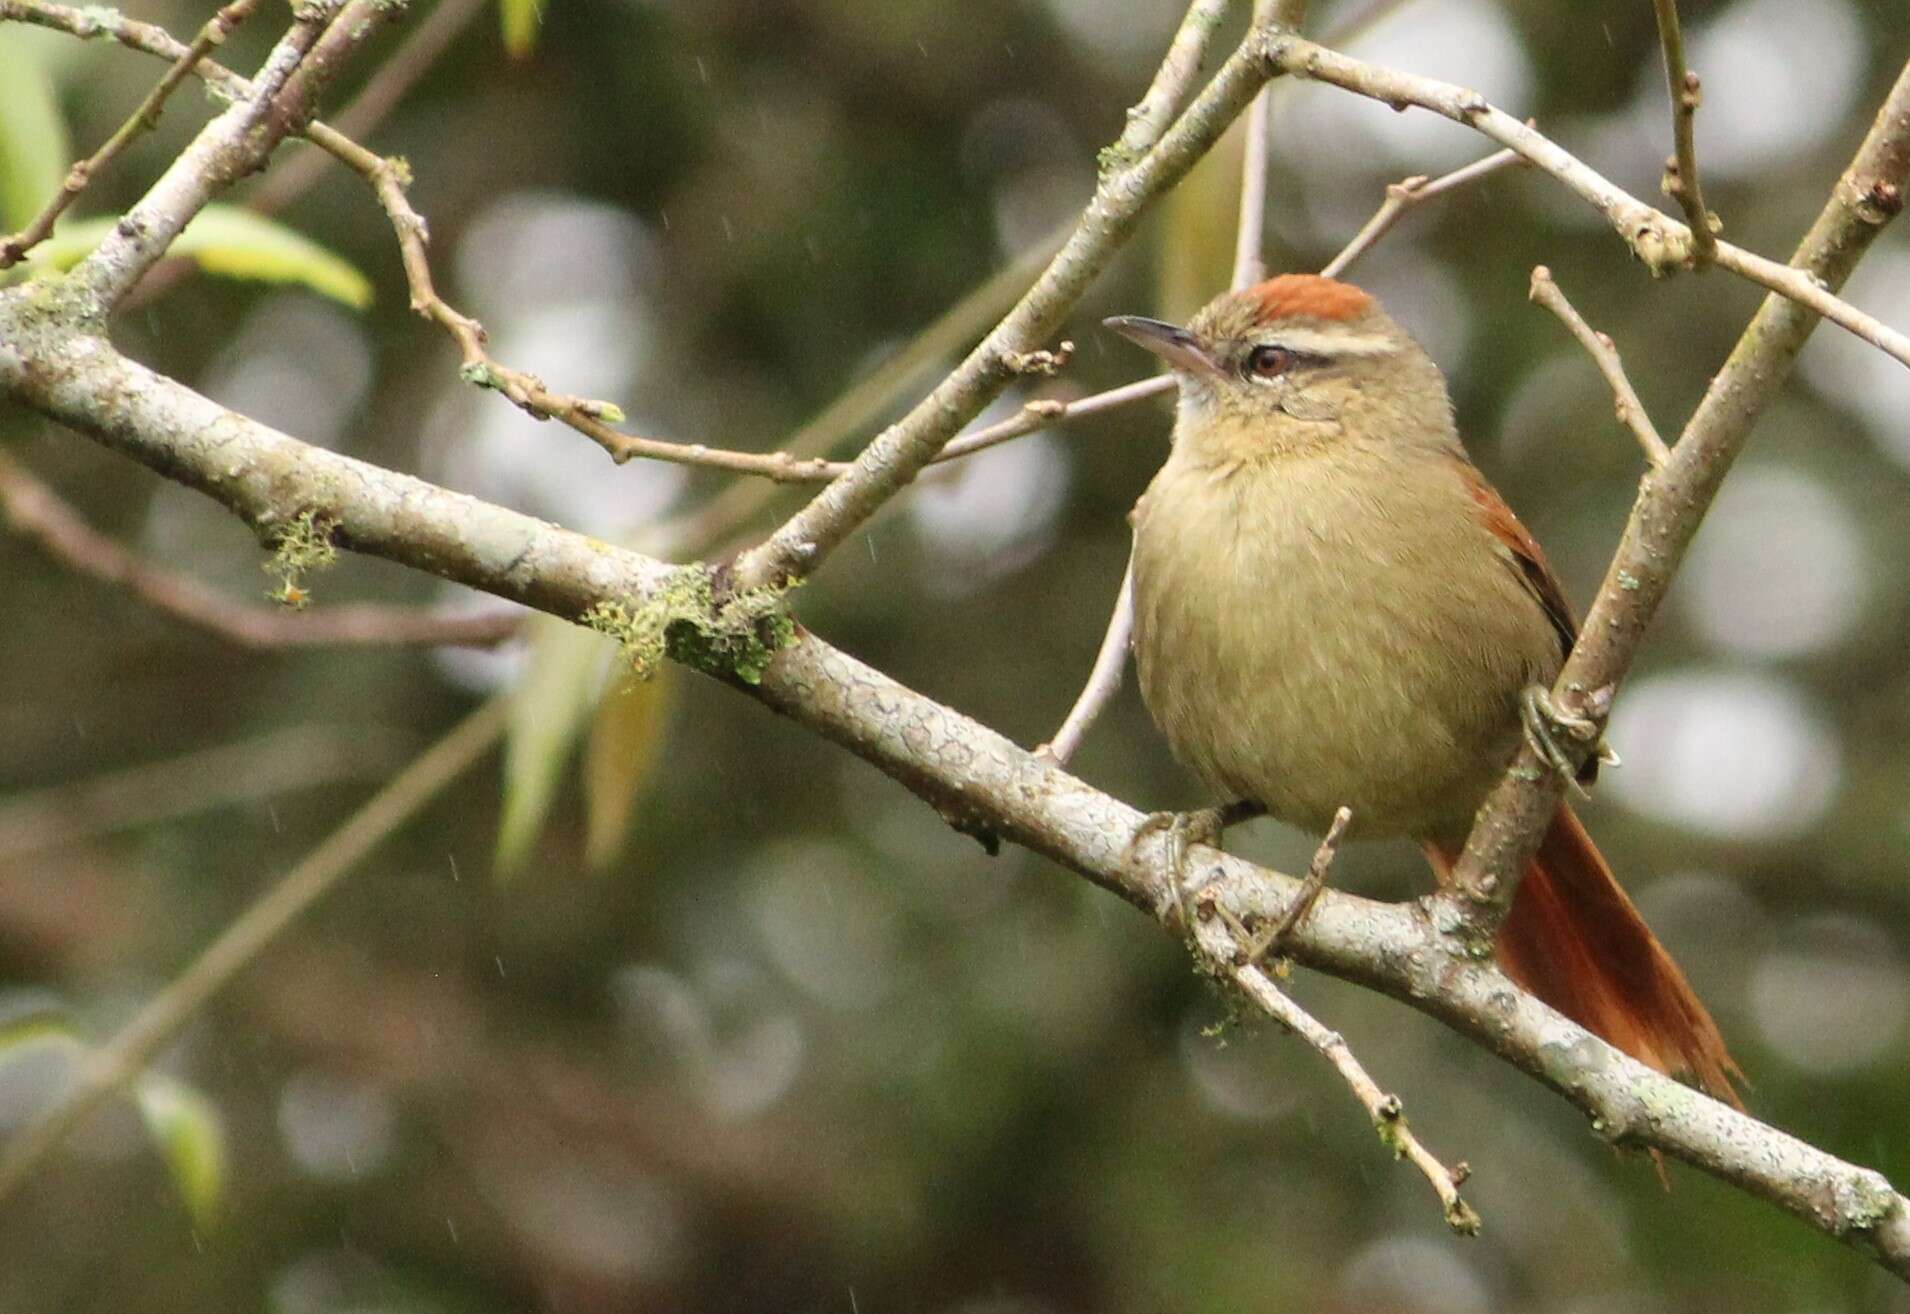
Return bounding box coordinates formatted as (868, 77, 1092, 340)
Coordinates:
(0, 1007, 81, 1056)
(133, 1072, 228, 1229)
(27, 204, 373, 309)
(1157, 112, 1244, 323)
(0, 37, 71, 231)
(496, 614, 613, 878)
(583, 664, 673, 869)
(500, 0, 546, 59)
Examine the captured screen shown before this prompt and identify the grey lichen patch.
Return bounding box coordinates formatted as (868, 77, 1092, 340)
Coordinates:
(1831, 1171, 1900, 1234)
(584, 566, 797, 685)
(262, 508, 338, 608)
(459, 360, 504, 391)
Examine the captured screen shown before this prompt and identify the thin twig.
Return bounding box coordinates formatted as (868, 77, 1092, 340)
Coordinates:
(60, 0, 356, 310)
(1527, 266, 1670, 467)
(1448, 59, 1910, 931)
(0, 452, 522, 648)
(247, 0, 487, 216)
(1248, 803, 1350, 962)
(1320, 148, 1520, 277)
(0, 698, 508, 1207)
(1272, 33, 1910, 370)
(1039, 550, 1136, 767)
(1230, 1, 1288, 290)
(1231, 962, 1479, 1234)
(734, 9, 1281, 589)
(0, 0, 259, 268)
(1114, 0, 1235, 161)
(1651, 0, 1715, 263)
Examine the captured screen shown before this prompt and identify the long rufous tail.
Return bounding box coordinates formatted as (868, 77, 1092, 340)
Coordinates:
(1425, 807, 1743, 1107)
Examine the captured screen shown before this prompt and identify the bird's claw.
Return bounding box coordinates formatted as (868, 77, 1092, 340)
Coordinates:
(1129, 803, 1249, 934)
(1520, 684, 1602, 798)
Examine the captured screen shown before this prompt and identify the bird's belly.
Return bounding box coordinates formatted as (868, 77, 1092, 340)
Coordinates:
(1131, 458, 1545, 840)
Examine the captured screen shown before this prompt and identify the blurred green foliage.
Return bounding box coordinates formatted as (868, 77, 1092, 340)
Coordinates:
(2, 1, 1910, 1312)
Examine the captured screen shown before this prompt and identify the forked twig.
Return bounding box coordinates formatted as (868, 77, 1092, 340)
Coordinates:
(1650, 0, 1716, 262)
(0, 0, 260, 268)
(1528, 266, 1671, 467)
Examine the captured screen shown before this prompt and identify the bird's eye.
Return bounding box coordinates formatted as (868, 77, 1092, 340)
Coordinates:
(1245, 345, 1293, 378)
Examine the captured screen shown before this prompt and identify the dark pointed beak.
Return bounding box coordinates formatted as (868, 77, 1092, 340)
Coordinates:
(1102, 315, 1221, 377)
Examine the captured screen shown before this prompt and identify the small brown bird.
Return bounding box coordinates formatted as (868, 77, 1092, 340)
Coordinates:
(1110, 274, 1740, 1104)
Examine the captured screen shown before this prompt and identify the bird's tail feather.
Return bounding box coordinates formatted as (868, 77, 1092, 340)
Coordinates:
(1425, 806, 1742, 1107)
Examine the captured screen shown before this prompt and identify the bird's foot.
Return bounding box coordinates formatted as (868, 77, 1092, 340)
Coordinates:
(1128, 801, 1260, 933)
(1519, 684, 1605, 798)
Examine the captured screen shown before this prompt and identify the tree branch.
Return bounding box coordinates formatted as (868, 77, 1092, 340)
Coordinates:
(0, 451, 522, 648)
(58, 0, 357, 311)
(5, 316, 1908, 1275)
(732, 15, 1283, 589)
(1650, 0, 1716, 262)
(1270, 33, 1910, 368)
(7, 0, 1910, 1281)
(1448, 59, 1910, 929)
(0, 0, 259, 268)
(1526, 265, 1669, 467)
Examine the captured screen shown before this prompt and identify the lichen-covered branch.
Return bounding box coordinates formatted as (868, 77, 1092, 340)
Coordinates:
(0, 452, 522, 648)
(3, 307, 1907, 1274)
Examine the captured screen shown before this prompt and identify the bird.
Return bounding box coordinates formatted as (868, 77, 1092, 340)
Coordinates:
(1107, 272, 1741, 1106)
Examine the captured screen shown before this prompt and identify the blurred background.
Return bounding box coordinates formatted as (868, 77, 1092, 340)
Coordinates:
(2, 0, 1910, 1309)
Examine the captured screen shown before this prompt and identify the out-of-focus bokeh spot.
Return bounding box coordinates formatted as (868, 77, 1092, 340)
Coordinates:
(1606, 670, 1841, 839)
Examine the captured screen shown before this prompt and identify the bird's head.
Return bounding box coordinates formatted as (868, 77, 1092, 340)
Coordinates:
(1103, 274, 1458, 461)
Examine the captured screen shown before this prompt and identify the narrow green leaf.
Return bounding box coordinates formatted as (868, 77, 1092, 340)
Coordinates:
(1157, 113, 1244, 322)
(0, 38, 71, 231)
(0, 1007, 81, 1056)
(496, 615, 612, 878)
(134, 1073, 228, 1229)
(500, 0, 546, 60)
(27, 204, 373, 308)
(583, 664, 674, 869)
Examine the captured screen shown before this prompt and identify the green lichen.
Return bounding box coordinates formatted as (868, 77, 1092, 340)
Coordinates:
(262, 509, 337, 608)
(459, 360, 503, 391)
(1096, 141, 1140, 177)
(585, 567, 797, 685)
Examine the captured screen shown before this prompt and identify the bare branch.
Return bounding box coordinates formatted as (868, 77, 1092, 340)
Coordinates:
(0, 0, 259, 268)
(734, 14, 1283, 589)
(1231, 962, 1479, 1234)
(1448, 60, 1910, 929)
(1038, 550, 1136, 767)
(0, 452, 522, 648)
(1321, 148, 1520, 277)
(1113, 0, 1235, 160)
(246, 0, 488, 216)
(1651, 0, 1716, 262)
(59, 0, 363, 310)
(1527, 266, 1670, 467)
(1272, 34, 1910, 369)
